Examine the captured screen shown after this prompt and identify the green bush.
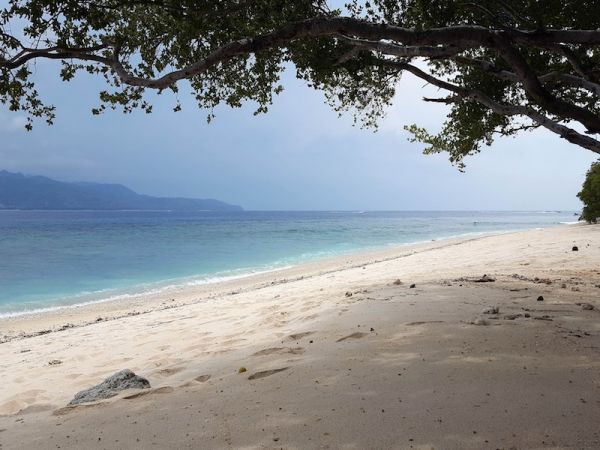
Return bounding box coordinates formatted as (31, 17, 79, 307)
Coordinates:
(578, 161, 600, 223)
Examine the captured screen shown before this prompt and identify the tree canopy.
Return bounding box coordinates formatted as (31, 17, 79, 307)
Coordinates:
(2, 1, 600, 167)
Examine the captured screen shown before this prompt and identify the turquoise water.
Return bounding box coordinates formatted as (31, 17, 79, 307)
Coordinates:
(0, 210, 578, 316)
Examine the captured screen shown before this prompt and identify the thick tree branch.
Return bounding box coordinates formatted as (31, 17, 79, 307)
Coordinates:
(336, 35, 469, 59)
(492, 36, 600, 133)
(3, 16, 600, 92)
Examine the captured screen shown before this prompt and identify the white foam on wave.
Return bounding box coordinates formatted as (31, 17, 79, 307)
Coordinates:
(0, 265, 293, 319)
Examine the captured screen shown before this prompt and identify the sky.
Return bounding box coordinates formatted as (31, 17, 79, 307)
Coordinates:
(1, 57, 598, 211)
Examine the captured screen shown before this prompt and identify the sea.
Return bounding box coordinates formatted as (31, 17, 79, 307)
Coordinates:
(0, 210, 579, 317)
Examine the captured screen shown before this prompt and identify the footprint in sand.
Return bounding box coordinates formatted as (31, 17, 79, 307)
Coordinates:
(302, 314, 319, 321)
(178, 375, 211, 388)
(155, 367, 184, 376)
(252, 347, 304, 357)
(287, 331, 315, 341)
(53, 402, 107, 416)
(122, 386, 174, 400)
(336, 332, 368, 342)
(405, 321, 444, 326)
(248, 367, 289, 380)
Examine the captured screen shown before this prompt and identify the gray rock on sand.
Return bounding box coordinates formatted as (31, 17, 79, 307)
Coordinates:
(580, 303, 595, 311)
(69, 369, 150, 405)
(482, 306, 499, 315)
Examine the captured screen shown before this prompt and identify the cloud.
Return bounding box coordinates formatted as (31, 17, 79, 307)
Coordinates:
(0, 114, 28, 132)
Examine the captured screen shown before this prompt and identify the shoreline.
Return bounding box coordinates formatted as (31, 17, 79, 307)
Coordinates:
(0, 222, 572, 323)
(0, 226, 548, 341)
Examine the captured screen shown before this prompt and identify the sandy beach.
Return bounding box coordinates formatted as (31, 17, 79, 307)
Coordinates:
(1, 224, 599, 449)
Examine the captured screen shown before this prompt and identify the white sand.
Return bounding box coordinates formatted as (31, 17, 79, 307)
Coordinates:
(0, 224, 599, 449)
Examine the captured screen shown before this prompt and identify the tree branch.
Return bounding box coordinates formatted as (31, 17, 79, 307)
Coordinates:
(454, 55, 600, 96)
(336, 35, 469, 59)
(492, 36, 600, 133)
(0, 44, 109, 69)
(380, 59, 600, 154)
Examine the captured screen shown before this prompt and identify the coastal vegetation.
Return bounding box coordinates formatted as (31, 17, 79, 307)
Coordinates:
(578, 161, 600, 223)
(2, 1, 600, 167)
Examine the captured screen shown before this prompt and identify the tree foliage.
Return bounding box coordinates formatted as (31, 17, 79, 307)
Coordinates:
(2, 1, 600, 167)
(578, 161, 600, 223)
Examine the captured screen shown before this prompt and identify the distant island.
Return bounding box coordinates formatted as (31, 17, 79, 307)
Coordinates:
(0, 171, 243, 211)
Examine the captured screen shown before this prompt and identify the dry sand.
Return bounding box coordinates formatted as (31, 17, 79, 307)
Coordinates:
(0, 224, 599, 449)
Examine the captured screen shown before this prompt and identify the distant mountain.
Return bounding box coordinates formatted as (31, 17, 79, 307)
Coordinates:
(0, 171, 243, 211)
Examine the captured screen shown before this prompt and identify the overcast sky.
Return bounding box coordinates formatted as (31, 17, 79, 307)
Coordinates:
(0, 57, 597, 210)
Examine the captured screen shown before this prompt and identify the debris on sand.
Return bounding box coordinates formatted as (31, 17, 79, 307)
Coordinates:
(409, 283, 416, 288)
(578, 303, 595, 311)
(482, 306, 499, 315)
(457, 274, 496, 283)
(511, 274, 552, 285)
(393, 279, 403, 285)
(537, 296, 544, 302)
(572, 246, 579, 251)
